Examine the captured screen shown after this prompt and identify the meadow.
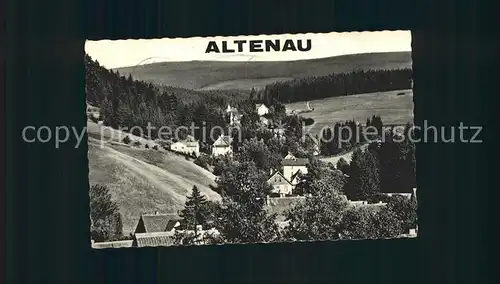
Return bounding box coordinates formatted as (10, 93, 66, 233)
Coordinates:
(286, 89, 414, 135)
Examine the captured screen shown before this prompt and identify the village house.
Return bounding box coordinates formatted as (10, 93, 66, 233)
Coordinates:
(267, 170, 294, 197)
(259, 116, 270, 126)
(211, 135, 233, 157)
(133, 231, 177, 248)
(133, 224, 220, 247)
(134, 212, 181, 234)
(226, 104, 243, 126)
(170, 135, 200, 157)
(255, 103, 270, 116)
(266, 153, 310, 196)
(282, 153, 309, 183)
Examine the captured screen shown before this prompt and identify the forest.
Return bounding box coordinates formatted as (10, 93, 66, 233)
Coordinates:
(257, 68, 412, 105)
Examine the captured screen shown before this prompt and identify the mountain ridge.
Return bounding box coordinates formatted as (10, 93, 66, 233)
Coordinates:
(114, 51, 412, 91)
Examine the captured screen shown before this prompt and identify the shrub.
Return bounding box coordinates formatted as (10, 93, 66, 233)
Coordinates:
(145, 144, 150, 149)
(122, 136, 131, 144)
(89, 115, 98, 123)
(152, 145, 159, 150)
(133, 141, 141, 147)
(303, 118, 315, 126)
(194, 156, 209, 169)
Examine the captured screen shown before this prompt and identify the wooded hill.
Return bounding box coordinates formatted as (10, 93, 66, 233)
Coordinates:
(114, 51, 412, 90)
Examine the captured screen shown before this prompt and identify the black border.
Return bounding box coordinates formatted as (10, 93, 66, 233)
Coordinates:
(4, 0, 492, 283)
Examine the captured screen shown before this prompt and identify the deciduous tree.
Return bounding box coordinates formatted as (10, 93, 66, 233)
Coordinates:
(285, 188, 349, 241)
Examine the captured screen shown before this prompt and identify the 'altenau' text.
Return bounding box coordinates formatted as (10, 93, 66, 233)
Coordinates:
(205, 39, 312, 53)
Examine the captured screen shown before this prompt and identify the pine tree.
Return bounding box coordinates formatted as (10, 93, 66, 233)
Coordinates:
(344, 148, 363, 200)
(249, 87, 256, 101)
(371, 115, 384, 137)
(116, 102, 132, 128)
(336, 157, 350, 174)
(99, 98, 115, 127)
(357, 150, 380, 200)
(179, 186, 208, 234)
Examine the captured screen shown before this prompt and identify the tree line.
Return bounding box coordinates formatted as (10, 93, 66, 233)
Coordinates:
(255, 68, 412, 104)
(318, 115, 383, 156)
(339, 123, 416, 201)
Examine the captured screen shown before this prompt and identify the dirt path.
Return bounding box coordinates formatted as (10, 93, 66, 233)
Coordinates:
(320, 144, 369, 166)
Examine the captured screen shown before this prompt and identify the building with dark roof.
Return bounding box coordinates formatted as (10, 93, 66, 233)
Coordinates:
(134, 212, 180, 234)
(267, 171, 293, 197)
(133, 232, 177, 248)
(282, 153, 309, 183)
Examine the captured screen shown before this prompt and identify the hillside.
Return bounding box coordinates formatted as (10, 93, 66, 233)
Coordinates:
(286, 89, 414, 135)
(115, 52, 412, 91)
(87, 121, 221, 235)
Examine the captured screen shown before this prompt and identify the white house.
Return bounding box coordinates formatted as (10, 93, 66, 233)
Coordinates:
(226, 104, 242, 126)
(170, 135, 200, 156)
(255, 103, 269, 116)
(212, 135, 233, 157)
(259, 116, 270, 126)
(282, 153, 309, 184)
(267, 171, 294, 197)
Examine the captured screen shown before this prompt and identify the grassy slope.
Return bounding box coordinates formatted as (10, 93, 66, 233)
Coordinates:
(115, 52, 412, 91)
(286, 89, 414, 135)
(87, 121, 221, 235)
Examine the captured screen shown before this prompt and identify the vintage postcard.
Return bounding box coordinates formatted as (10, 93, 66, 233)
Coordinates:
(85, 31, 417, 249)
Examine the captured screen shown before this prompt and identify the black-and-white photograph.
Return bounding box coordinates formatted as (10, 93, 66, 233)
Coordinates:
(85, 31, 417, 249)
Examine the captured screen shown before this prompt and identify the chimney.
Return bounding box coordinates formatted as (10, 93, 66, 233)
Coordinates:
(412, 187, 417, 197)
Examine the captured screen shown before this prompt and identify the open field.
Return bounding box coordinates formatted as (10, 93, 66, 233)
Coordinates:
(199, 77, 294, 91)
(87, 122, 221, 235)
(115, 52, 411, 91)
(287, 89, 414, 135)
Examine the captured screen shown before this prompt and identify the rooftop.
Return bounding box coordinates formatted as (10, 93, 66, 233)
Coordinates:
(134, 232, 176, 248)
(135, 213, 180, 233)
(282, 158, 309, 166)
(213, 135, 233, 146)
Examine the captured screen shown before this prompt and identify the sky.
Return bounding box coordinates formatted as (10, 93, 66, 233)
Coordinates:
(85, 30, 411, 69)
